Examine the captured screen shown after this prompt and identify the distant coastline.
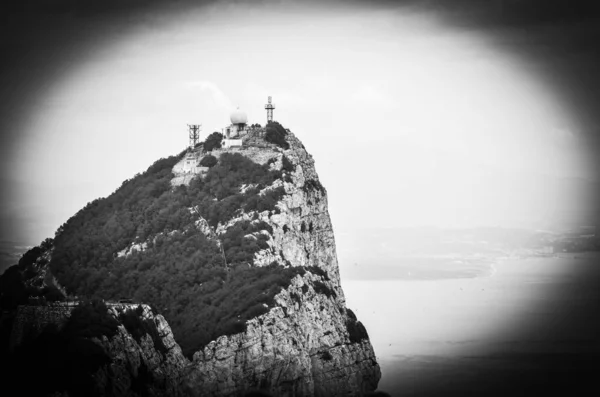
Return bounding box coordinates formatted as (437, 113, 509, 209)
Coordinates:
(342, 250, 600, 282)
(342, 255, 496, 281)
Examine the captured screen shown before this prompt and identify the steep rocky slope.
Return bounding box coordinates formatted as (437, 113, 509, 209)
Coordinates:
(171, 128, 380, 395)
(0, 124, 381, 396)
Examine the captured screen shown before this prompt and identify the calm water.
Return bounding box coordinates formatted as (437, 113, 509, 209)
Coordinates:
(341, 253, 600, 396)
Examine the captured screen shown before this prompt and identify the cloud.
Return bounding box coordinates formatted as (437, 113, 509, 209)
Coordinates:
(185, 80, 233, 110)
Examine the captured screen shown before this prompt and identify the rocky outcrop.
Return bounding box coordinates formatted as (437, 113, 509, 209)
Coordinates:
(116, 241, 149, 258)
(176, 130, 380, 395)
(7, 127, 380, 396)
(182, 274, 379, 396)
(93, 304, 188, 396)
(8, 303, 188, 396)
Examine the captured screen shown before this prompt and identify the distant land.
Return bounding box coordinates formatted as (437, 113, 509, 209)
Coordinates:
(339, 226, 600, 281)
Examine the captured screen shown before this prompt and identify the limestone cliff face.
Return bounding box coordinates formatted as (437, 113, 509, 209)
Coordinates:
(9, 303, 188, 396)
(92, 304, 188, 396)
(183, 275, 379, 396)
(175, 129, 381, 396)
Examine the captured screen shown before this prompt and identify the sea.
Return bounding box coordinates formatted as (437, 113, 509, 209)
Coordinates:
(341, 253, 600, 396)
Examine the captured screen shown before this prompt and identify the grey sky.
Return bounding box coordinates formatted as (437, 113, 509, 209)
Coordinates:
(1, 0, 599, 247)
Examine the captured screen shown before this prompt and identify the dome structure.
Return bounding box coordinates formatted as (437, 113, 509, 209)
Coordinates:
(230, 107, 248, 125)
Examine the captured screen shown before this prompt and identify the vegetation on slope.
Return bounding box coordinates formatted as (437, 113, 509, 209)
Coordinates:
(199, 154, 218, 167)
(190, 152, 286, 227)
(265, 121, 290, 149)
(119, 305, 168, 355)
(202, 132, 224, 152)
(0, 150, 310, 358)
(345, 308, 369, 343)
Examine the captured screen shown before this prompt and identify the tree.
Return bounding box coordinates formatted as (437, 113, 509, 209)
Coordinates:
(203, 132, 224, 152)
(281, 155, 295, 173)
(265, 122, 289, 150)
(199, 155, 218, 168)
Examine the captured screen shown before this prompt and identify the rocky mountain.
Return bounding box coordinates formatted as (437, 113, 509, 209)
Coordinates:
(0, 123, 380, 396)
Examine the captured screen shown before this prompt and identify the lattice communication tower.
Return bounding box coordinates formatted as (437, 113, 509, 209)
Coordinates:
(188, 124, 202, 148)
(264, 96, 275, 124)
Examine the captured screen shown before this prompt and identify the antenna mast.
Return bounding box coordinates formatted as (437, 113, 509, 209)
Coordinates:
(188, 124, 202, 148)
(264, 96, 275, 124)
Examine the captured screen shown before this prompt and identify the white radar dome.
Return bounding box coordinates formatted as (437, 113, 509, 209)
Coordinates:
(230, 108, 248, 125)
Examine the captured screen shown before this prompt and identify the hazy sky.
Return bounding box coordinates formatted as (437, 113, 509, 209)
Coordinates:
(1, 0, 599, 247)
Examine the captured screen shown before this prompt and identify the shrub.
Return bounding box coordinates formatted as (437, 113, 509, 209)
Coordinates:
(146, 155, 183, 175)
(346, 318, 369, 344)
(302, 179, 326, 195)
(221, 220, 273, 265)
(172, 263, 307, 357)
(301, 222, 306, 232)
(0, 238, 58, 310)
(222, 319, 247, 336)
(281, 155, 295, 173)
(246, 303, 269, 318)
(199, 155, 218, 168)
(244, 186, 286, 214)
(265, 121, 289, 150)
(313, 281, 336, 299)
(44, 285, 65, 302)
(195, 152, 284, 225)
(306, 266, 329, 280)
(346, 308, 357, 321)
(203, 132, 224, 152)
(63, 299, 119, 339)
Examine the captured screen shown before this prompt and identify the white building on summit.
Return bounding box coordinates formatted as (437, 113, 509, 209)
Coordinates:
(174, 96, 279, 185)
(222, 107, 248, 148)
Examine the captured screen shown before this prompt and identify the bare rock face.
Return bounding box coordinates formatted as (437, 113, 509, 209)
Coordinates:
(179, 131, 381, 396)
(93, 304, 189, 396)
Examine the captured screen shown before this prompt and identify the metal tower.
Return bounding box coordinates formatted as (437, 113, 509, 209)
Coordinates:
(264, 96, 275, 124)
(188, 124, 202, 148)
